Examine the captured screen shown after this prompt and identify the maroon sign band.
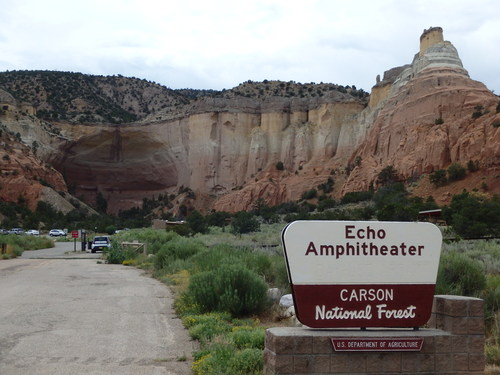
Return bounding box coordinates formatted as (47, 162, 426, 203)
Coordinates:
(331, 337, 424, 352)
(292, 284, 435, 328)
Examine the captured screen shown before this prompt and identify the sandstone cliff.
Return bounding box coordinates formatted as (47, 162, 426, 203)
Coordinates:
(0, 27, 498, 215)
(53, 94, 365, 213)
(342, 30, 500, 203)
(212, 28, 499, 211)
(0, 89, 95, 214)
(0, 119, 70, 212)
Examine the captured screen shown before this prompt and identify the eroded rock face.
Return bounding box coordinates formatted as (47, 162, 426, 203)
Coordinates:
(57, 124, 182, 212)
(0, 135, 68, 211)
(56, 99, 365, 213)
(342, 66, 499, 196)
(211, 34, 500, 212)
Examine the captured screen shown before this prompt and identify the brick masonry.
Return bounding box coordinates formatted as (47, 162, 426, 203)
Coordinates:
(264, 295, 484, 374)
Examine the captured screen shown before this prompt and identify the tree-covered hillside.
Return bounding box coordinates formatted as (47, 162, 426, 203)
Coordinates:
(0, 70, 189, 123)
(0, 71, 368, 124)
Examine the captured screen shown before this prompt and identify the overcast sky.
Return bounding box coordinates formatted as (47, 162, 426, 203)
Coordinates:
(1, 0, 499, 93)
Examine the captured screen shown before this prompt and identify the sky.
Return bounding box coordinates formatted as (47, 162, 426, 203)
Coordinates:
(1, 0, 499, 93)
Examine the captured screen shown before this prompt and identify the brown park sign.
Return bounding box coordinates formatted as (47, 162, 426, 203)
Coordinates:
(281, 221, 442, 328)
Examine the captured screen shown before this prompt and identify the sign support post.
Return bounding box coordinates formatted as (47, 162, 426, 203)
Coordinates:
(71, 230, 79, 252)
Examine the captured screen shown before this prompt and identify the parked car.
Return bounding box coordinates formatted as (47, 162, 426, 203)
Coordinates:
(89, 236, 111, 253)
(26, 229, 40, 236)
(0, 229, 8, 235)
(49, 229, 66, 237)
(9, 228, 24, 235)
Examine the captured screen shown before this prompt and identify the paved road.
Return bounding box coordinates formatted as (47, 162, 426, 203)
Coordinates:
(0, 243, 195, 375)
(22, 239, 101, 259)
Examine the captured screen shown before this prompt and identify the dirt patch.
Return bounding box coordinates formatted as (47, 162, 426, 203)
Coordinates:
(409, 171, 498, 206)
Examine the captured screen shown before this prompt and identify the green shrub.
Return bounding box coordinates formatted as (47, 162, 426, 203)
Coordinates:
(206, 211, 231, 227)
(467, 160, 479, 172)
(447, 163, 466, 181)
(188, 244, 235, 273)
(429, 169, 447, 187)
(182, 312, 232, 328)
(217, 266, 268, 316)
(241, 251, 272, 279)
(231, 212, 260, 234)
(228, 348, 263, 375)
(275, 201, 299, 214)
(267, 255, 290, 291)
(317, 177, 334, 193)
(187, 264, 268, 317)
(0, 234, 53, 251)
(113, 228, 179, 254)
(105, 225, 117, 235)
(188, 244, 286, 290)
(483, 275, 500, 322)
(486, 343, 500, 366)
(187, 210, 208, 234)
(436, 252, 486, 296)
(192, 343, 235, 375)
(442, 192, 500, 238)
(193, 344, 263, 375)
(166, 224, 193, 236)
(317, 197, 336, 211)
(301, 189, 317, 200)
(106, 247, 126, 264)
(472, 105, 484, 119)
(373, 183, 424, 221)
(341, 190, 374, 204)
(376, 203, 418, 221)
(186, 272, 220, 314)
(174, 291, 200, 316)
(154, 237, 205, 271)
(154, 258, 193, 277)
(186, 314, 233, 343)
(442, 240, 500, 275)
(229, 326, 265, 349)
(376, 165, 398, 186)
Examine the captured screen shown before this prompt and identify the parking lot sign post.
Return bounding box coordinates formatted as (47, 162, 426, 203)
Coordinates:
(71, 230, 79, 252)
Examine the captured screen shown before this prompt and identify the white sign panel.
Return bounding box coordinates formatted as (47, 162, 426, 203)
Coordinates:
(281, 221, 443, 328)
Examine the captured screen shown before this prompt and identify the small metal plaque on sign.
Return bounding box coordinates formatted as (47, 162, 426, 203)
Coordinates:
(331, 337, 424, 352)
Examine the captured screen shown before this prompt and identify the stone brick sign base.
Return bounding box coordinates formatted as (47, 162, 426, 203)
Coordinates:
(264, 295, 484, 374)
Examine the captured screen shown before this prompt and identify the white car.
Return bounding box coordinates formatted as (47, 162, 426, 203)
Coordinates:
(26, 229, 40, 236)
(89, 236, 111, 253)
(49, 229, 66, 237)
